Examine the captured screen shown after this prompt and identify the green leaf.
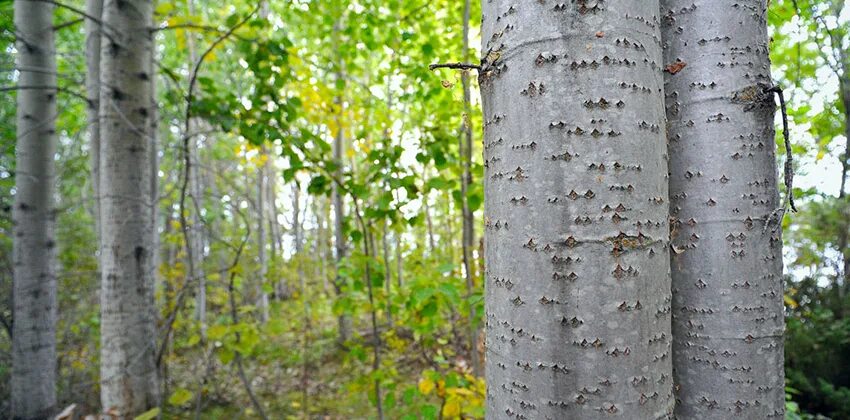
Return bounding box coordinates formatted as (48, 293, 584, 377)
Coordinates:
(134, 408, 161, 420)
(307, 175, 329, 195)
(437, 262, 455, 274)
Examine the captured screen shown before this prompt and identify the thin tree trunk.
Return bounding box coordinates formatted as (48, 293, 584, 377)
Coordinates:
(266, 157, 284, 299)
(257, 146, 269, 323)
(381, 224, 393, 326)
(662, 1, 785, 417)
(481, 2, 674, 418)
(395, 231, 403, 289)
(837, 75, 849, 305)
(459, 0, 479, 378)
(148, 7, 159, 314)
(11, 1, 58, 417)
(186, 0, 208, 338)
(98, 0, 159, 414)
(332, 52, 353, 343)
(293, 185, 311, 417)
(422, 177, 437, 256)
(85, 0, 103, 241)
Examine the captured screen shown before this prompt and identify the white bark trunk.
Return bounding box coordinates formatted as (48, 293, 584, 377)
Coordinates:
(85, 0, 103, 240)
(11, 1, 58, 417)
(661, 1, 785, 417)
(481, 2, 674, 418)
(257, 146, 269, 323)
(98, 0, 159, 414)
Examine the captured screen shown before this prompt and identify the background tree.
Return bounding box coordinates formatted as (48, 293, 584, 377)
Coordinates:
(97, 0, 159, 414)
(10, 0, 57, 418)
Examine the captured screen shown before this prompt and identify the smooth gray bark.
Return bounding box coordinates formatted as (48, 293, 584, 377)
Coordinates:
(332, 80, 352, 343)
(11, 1, 58, 418)
(661, 1, 785, 418)
(98, 0, 159, 414)
(481, 2, 674, 418)
(256, 146, 269, 323)
(85, 0, 103, 240)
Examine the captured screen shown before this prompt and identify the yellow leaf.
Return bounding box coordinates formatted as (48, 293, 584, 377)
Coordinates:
(784, 294, 798, 309)
(442, 399, 461, 418)
(168, 388, 192, 406)
(208, 325, 228, 340)
(418, 378, 435, 395)
(155, 3, 174, 16)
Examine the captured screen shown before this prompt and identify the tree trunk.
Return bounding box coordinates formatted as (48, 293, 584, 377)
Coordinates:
(257, 146, 269, 323)
(837, 75, 849, 305)
(481, 2, 674, 418)
(11, 1, 58, 417)
(98, 0, 159, 414)
(85, 0, 103, 241)
(332, 69, 353, 344)
(661, 1, 785, 417)
(459, 0, 480, 378)
(186, 0, 208, 338)
(382, 224, 393, 326)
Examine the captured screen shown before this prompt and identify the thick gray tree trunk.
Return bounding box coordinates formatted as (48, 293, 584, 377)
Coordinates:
(481, 2, 674, 418)
(11, 1, 58, 418)
(98, 0, 159, 414)
(661, 1, 785, 418)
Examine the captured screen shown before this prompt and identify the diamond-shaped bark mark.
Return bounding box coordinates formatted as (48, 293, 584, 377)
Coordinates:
(562, 316, 584, 328)
(550, 151, 574, 161)
(552, 255, 575, 265)
(511, 296, 525, 306)
(613, 264, 631, 279)
(524, 238, 538, 251)
(568, 190, 580, 200)
(509, 166, 528, 181)
(510, 196, 528, 205)
(539, 296, 557, 305)
(577, 0, 603, 14)
(706, 198, 717, 206)
(575, 394, 587, 405)
(584, 98, 610, 109)
(565, 236, 578, 247)
(695, 279, 707, 289)
(744, 334, 755, 343)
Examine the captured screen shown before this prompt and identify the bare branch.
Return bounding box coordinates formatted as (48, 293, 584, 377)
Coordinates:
(429, 62, 480, 71)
